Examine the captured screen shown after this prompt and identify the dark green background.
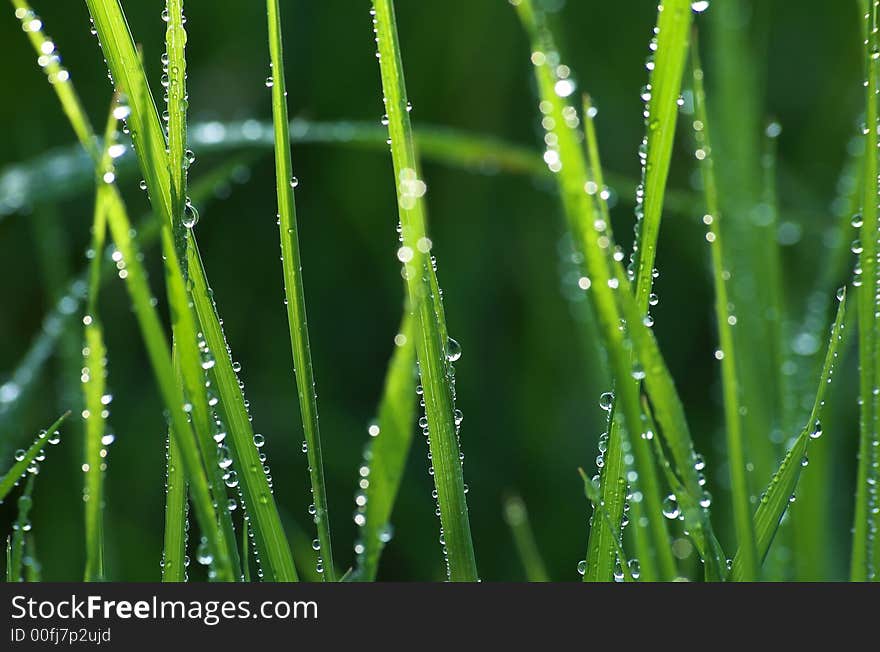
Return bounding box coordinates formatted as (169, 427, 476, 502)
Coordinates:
(0, 0, 864, 580)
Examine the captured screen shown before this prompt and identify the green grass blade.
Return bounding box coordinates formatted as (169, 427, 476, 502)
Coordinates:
(631, 0, 693, 311)
(514, 0, 675, 582)
(852, 0, 880, 582)
(578, 469, 633, 582)
(503, 494, 549, 582)
(162, 432, 187, 582)
(23, 537, 41, 582)
(581, 92, 629, 582)
(0, 412, 69, 502)
(690, 40, 758, 580)
(265, 0, 335, 581)
(82, 103, 118, 583)
(355, 312, 417, 581)
(0, 119, 709, 222)
(187, 239, 298, 582)
(373, 0, 478, 581)
(732, 290, 847, 581)
(163, 0, 240, 579)
(6, 475, 36, 583)
(10, 1, 98, 159)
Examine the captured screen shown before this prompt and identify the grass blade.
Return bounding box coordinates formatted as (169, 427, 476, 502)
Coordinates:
(0, 412, 69, 502)
(163, 0, 241, 579)
(503, 495, 549, 582)
(265, 0, 335, 581)
(373, 0, 478, 581)
(852, 0, 880, 582)
(731, 290, 847, 580)
(690, 39, 758, 580)
(6, 476, 36, 583)
(81, 102, 119, 583)
(355, 312, 417, 581)
(514, 0, 675, 581)
(162, 433, 188, 582)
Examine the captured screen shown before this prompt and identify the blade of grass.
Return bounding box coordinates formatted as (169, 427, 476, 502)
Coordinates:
(0, 412, 69, 502)
(265, 0, 335, 581)
(162, 432, 187, 582)
(690, 39, 758, 580)
(81, 101, 119, 583)
(373, 0, 478, 581)
(852, 0, 880, 582)
(6, 475, 36, 583)
(514, 0, 676, 581)
(163, 0, 240, 579)
(502, 494, 549, 582)
(85, 0, 295, 581)
(0, 119, 709, 222)
(577, 469, 633, 582)
(23, 537, 40, 582)
(732, 289, 847, 580)
(355, 312, 417, 582)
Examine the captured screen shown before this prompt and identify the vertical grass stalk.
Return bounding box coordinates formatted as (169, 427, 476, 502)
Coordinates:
(372, 0, 478, 581)
(265, 0, 335, 581)
(691, 42, 759, 580)
(852, 0, 880, 582)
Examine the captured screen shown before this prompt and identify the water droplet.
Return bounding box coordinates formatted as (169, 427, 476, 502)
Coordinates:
(599, 392, 614, 411)
(576, 559, 587, 576)
(446, 337, 462, 362)
(265, 76, 274, 87)
(182, 201, 199, 228)
(691, 1, 710, 13)
(662, 494, 680, 519)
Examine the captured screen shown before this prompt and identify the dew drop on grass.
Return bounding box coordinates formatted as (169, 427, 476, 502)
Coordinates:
(691, 1, 710, 13)
(265, 76, 274, 87)
(182, 201, 199, 228)
(599, 392, 614, 411)
(810, 419, 823, 439)
(576, 560, 587, 576)
(662, 494, 680, 519)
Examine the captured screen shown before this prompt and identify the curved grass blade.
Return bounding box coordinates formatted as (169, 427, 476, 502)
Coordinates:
(731, 290, 847, 581)
(852, 0, 880, 582)
(81, 102, 120, 583)
(503, 494, 549, 582)
(514, 0, 675, 581)
(162, 433, 187, 582)
(0, 412, 69, 502)
(85, 0, 294, 581)
(0, 119, 708, 222)
(265, 0, 335, 581)
(6, 475, 36, 583)
(354, 313, 417, 581)
(372, 0, 478, 581)
(690, 40, 758, 580)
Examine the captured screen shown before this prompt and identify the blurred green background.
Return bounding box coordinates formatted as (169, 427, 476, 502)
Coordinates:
(0, 0, 865, 580)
